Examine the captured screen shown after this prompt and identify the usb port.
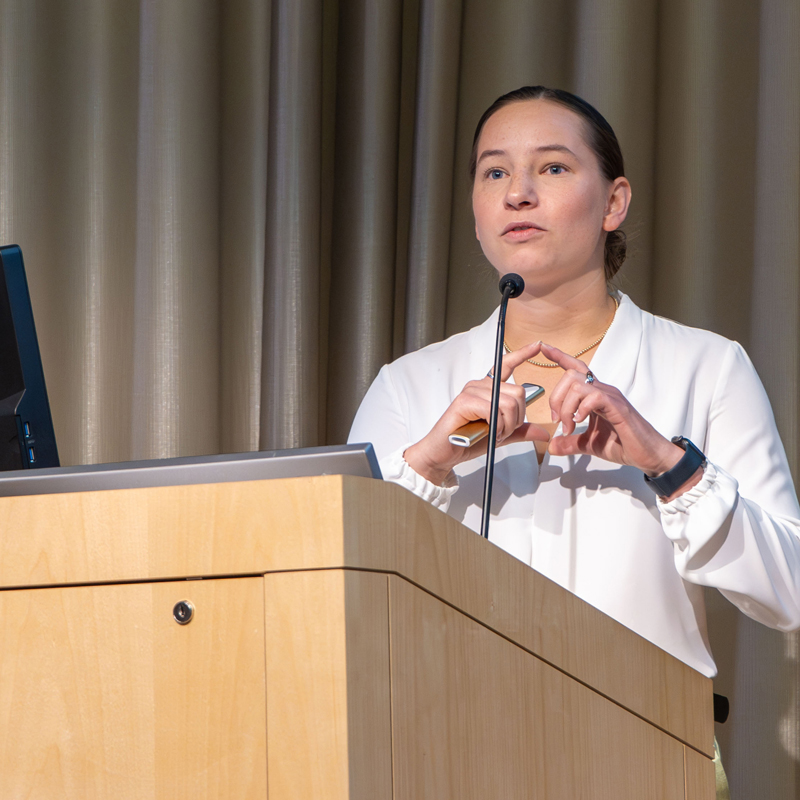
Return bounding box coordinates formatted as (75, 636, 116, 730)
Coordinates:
(23, 422, 31, 437)
(27, 446, 35, 463)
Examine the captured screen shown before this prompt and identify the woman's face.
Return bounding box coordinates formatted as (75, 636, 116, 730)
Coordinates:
(471, 99, 629, 291)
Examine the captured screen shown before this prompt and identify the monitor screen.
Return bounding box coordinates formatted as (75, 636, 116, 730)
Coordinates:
(0, 245, 59, 470)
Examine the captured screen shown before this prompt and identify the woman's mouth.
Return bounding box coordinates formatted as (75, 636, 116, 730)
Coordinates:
(502, 221, 544, 239)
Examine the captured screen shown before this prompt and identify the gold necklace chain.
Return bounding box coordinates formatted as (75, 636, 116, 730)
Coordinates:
(504, 296, 619, 368)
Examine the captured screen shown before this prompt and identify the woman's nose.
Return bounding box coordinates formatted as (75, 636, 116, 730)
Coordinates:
(505, 173, 537, 209)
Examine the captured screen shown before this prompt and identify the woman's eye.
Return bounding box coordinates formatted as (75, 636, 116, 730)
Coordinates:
(486, 168, 505, 180)
(546, 164, 566, 175)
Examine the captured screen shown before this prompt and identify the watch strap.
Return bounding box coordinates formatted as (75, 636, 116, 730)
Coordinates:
(644, 436, 706, 498)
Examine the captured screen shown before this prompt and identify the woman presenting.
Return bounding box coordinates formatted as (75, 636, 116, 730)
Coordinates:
(349, 86, 800, 679)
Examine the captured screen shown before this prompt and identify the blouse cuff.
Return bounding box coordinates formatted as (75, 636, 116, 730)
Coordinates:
(380, 445, 459, 511)
(658, 460, 720, 514)
(657, 461, 742, 569)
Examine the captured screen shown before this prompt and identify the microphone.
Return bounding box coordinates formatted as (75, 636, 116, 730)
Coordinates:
(499, 273, 525, 299)
(480, 273, 525, 539)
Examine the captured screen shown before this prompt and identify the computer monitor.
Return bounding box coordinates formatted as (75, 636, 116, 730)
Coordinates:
(0, 245, 59, 470)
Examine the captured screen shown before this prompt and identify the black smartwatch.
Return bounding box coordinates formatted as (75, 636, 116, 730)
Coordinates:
(644, 436, 706, 498)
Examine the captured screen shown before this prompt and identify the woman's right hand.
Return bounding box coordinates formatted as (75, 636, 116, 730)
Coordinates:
(403, 343, 551, 485)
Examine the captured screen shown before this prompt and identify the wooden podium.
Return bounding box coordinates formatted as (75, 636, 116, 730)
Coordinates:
(0, 474, 715, 798)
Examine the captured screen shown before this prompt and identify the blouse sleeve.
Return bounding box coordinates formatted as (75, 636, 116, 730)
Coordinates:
(348, 364, 459, 511)
(658, 341, 800, 631)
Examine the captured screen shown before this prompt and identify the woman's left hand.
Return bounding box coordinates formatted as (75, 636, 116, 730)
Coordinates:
(540, 343, 684, 478)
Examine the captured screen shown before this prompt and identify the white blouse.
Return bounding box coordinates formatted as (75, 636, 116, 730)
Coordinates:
(349, 293, 800, 677)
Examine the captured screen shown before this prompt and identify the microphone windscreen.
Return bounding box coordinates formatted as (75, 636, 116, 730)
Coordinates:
(498, 273, 525, 298)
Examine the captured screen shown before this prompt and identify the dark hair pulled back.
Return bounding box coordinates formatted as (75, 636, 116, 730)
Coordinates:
(469, 86, 627, 282)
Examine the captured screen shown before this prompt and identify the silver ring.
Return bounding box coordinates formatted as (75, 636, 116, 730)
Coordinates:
(585, 370, 596, 385)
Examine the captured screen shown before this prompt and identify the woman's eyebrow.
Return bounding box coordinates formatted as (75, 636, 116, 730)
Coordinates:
(535, 144, 578, 157)
(476, 148, 506, 166)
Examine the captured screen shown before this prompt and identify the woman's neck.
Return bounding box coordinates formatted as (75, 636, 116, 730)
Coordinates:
(503, 276, 617, 355)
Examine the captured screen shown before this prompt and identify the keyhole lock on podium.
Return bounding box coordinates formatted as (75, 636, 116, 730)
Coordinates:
(173, 600, 194, 625)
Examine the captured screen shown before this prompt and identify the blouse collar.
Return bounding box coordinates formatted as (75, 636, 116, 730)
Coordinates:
(467, 292, 645, 395)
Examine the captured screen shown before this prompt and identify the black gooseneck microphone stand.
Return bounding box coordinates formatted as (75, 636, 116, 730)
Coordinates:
(480, 273, 525, 539)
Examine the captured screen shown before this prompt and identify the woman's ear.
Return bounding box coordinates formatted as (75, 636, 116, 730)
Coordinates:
(602, 177, 632, 232)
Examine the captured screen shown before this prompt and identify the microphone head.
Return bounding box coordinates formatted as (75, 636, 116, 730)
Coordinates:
(498, 273, 525, 298)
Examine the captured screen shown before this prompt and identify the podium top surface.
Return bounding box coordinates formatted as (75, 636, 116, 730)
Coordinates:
(0, 443, 381, 496)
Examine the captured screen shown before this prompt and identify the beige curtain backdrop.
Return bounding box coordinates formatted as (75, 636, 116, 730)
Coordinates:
(0, 0, 797, 795)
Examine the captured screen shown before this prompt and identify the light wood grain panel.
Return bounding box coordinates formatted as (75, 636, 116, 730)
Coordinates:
(340, 476, 713, 756)
(0, 476, 348, 587)
(0, 474, 712, 753)
(388, 574, 686, 799)
(264, 569, 392, 800)
(684, 745, 716, 800)
(0, 578, 267, 799)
